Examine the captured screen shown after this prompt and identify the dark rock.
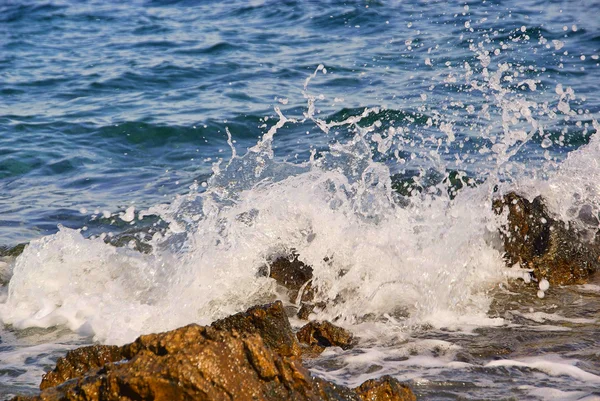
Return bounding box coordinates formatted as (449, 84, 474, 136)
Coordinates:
(297, 301, 327, 320)
(296, 321, 355, 356)
(493, 192, 600, 285)
(12, 303, 416, 401)
(265, 253, 314, 303)
(354, 375, 417, 401)
(40, 345, 124, 390)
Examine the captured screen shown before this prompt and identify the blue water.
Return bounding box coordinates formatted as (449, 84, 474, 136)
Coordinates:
(1, 1, 600, 400)
(2, 0, 598, 245)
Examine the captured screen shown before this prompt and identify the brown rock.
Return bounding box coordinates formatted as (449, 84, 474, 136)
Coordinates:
(296, 321, 355, 356)
(40, 345, 124, 390)
(265, 252, 314, 303)
(354, 375, 417, 401)
(20, 327, 342, 401)
(493, 192, 600, 285)
(13, 303, 416, 401)
(211, 301, 302, 358)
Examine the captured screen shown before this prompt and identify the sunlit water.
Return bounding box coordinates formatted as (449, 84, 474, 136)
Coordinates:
(1, 1, 600, 400)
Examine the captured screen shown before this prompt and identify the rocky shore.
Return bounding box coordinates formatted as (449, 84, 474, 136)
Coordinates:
(11, 302, 415, 401)
(7, 191, 600, 401)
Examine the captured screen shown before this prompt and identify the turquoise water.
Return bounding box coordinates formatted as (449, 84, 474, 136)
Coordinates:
(1, 1, 600, 400)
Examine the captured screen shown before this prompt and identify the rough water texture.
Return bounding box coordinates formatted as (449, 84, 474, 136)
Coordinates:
(1, 0, 600, 400)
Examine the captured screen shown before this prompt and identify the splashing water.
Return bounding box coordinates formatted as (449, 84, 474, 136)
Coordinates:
(3, 44, 598, 339)
(2, 17, 600, 400)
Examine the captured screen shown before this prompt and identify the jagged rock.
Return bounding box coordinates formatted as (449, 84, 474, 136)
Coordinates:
(39, 301, 300, 389)
(18, 327, 341, 401)
(354, 375, 417, 401)
(40, 345, 124, 390)
(493, 192, 600, 285)
(296, 321, 355, 356)
(12, 303, 416, 401)
(211, 301, 302, 358)
(264, 252, 314, 303)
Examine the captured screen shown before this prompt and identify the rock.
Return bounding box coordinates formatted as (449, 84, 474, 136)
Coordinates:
(493, 192, 600, 285)
(296, 321, 355, 356)
(20, 327, 338, 401)
(40, 345, 124, 390)
(297, 301, 327, 320)
(265, 252, 314, 303)
(211, 301, 302, 358)
(354, 375, 417, 401)
(14, 303, 416, 401)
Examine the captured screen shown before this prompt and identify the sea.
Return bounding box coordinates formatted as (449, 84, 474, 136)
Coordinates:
(1, 1, 600, 400)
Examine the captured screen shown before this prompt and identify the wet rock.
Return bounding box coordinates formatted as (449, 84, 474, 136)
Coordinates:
(297, 301, 327, 320)
(18, 327, 338, 401)
(296, 321, 355, 356)
(493, 192, 600, 285)
(264, 252, 314, 303)
(40, 345, 124, 390)
(38, 302, 300, 390)
(211, 301, 302, 358)
(13, 303, 416, 401)
(354, 375, 417, 401)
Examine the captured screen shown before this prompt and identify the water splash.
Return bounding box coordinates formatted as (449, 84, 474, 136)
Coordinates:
(0, 37, 598, 348)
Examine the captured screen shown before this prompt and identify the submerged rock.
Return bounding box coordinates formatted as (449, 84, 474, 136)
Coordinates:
(297, 301, 327, 320)
(263, 252, 314, 304)
(14, 301, 416, 401)
(493, 192, 600, 285)
(296, 321, 355, 356)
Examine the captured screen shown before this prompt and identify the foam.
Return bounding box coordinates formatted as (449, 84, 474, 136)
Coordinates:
(0, 128, 507, 344)
(520, 386, 594, 401)
(515, 311, 595, 325)
(486, 356, 600, 384)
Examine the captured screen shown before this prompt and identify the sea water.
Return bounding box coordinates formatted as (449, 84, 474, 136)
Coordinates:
(1, 1, 599, 400)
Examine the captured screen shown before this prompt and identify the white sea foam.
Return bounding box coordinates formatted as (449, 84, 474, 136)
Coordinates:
(521, 386, 596, 401)
(486, 356, 600, 384)
(0, 141, 507, 345)
(515, 311, 595, 324)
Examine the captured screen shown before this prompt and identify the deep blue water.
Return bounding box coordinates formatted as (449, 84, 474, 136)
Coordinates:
(1, 0, 598, 246)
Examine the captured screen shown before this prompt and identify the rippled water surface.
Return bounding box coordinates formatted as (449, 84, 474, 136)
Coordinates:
(1, 1, 600, 400)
